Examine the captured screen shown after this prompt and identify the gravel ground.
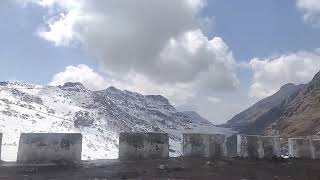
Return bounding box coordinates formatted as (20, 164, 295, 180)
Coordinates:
(0, 158, 320, 180)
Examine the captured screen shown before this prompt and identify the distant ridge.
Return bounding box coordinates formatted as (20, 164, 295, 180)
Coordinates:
(182, 111, 213, 126)
(227, 70, 320, 136)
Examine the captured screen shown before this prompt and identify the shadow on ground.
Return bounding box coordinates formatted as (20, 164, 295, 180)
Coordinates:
(0, 158, 320, 180)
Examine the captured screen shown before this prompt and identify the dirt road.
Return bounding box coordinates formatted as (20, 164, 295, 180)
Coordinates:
(0, 158, 320, 180)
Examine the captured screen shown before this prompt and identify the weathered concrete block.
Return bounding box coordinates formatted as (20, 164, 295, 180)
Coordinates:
(288, 138, 313, 159)
(119, 133, 169, 160)
(279, 137, 289, 156)
(260, 136, 281, 159)
(17, 133, 82, 164)
(225, 134, 237, 157)
(237, 135, 263, 158)
(0, 133, 2, 160)
(312, 139, 320, 160)
(183, 134, 227, 159)
(237, 135, 280, 159)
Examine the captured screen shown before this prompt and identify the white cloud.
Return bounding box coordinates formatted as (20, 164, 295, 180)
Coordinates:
(38, 11, 78, 46)
(249, 50, 320, 99)
(112, 73, 197, 106)
(20, 0, 244, 124)
(22, 0, 239, 94)
(49, 64, 108, 91)
(207, 96, 221, 103)
(296, 0, 320, 27)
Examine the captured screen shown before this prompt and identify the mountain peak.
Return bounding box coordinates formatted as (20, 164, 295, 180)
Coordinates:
(59, 82, 87, 92)
(312, 70, 320, 81)
(310, 70, 320, 85)
(0, 81, 9, 86)
(106, 86, 123, 94)
(145, 95, 170, 104)
(182, 111, 213, 126)
(106, 86, 118, 91)
(280, 83, 296, 91)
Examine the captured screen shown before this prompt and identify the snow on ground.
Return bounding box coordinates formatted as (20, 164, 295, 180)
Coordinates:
(0, 82, 232, 161)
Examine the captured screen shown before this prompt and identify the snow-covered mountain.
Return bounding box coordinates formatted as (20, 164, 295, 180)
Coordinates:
(0, 81, 226, 161)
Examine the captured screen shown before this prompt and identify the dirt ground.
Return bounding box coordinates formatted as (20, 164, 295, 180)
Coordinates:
(0, 158, 320, 180)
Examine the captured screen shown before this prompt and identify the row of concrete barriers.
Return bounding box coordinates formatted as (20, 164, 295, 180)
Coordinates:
(0, 132, 319, 164)
(119, 133, 320, 160)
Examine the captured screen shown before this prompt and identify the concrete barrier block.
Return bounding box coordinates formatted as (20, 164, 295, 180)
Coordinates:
(260, 136, 281, 158)
(312, 139, 320, 159)
(237, 135, 281, 159)
(288, 138, 313, 159)
(0, 133, 2, 160)
(183, 134, 227, 159)
(119, 133, 169, 160)
(279, 137, 289, 156)
(17, 133, 82, 164)
(225, 134, 238, 157)
(237, 135, 263, 158)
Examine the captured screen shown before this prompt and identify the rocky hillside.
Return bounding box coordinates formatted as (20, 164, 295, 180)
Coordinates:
(182, 111, 213, 125)
(269, 71, 320, 136)
(0, 81, 213, 161)
(226, 83, 303, 133)
(227, 70, 320, 137)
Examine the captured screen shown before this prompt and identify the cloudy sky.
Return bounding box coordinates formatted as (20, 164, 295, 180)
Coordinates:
(1, 0, 320, 124)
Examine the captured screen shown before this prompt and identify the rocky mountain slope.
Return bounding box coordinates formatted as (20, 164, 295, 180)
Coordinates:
(226, 83, 303, 134)
(268, 71, 320, 136)
(227, 70, 320, 137)
(181, 111, 213, 125)
(0, 81, 216, 161)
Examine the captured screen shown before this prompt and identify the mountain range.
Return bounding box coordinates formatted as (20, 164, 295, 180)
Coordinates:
(227, 70, 320, 137)
(0, 81, 219, 161)
(4, 69, 318, 161)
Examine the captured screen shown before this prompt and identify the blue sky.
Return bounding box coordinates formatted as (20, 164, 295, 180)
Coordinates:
(1, 0, 320, 123)
(0, 1, 93, 83)
(204, 0, 320, 61)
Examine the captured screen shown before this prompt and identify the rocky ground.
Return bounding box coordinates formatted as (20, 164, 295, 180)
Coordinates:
(0, 158, 320, 180)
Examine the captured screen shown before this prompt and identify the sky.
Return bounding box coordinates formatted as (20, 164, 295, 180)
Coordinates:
(1, 0, 320, 124)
